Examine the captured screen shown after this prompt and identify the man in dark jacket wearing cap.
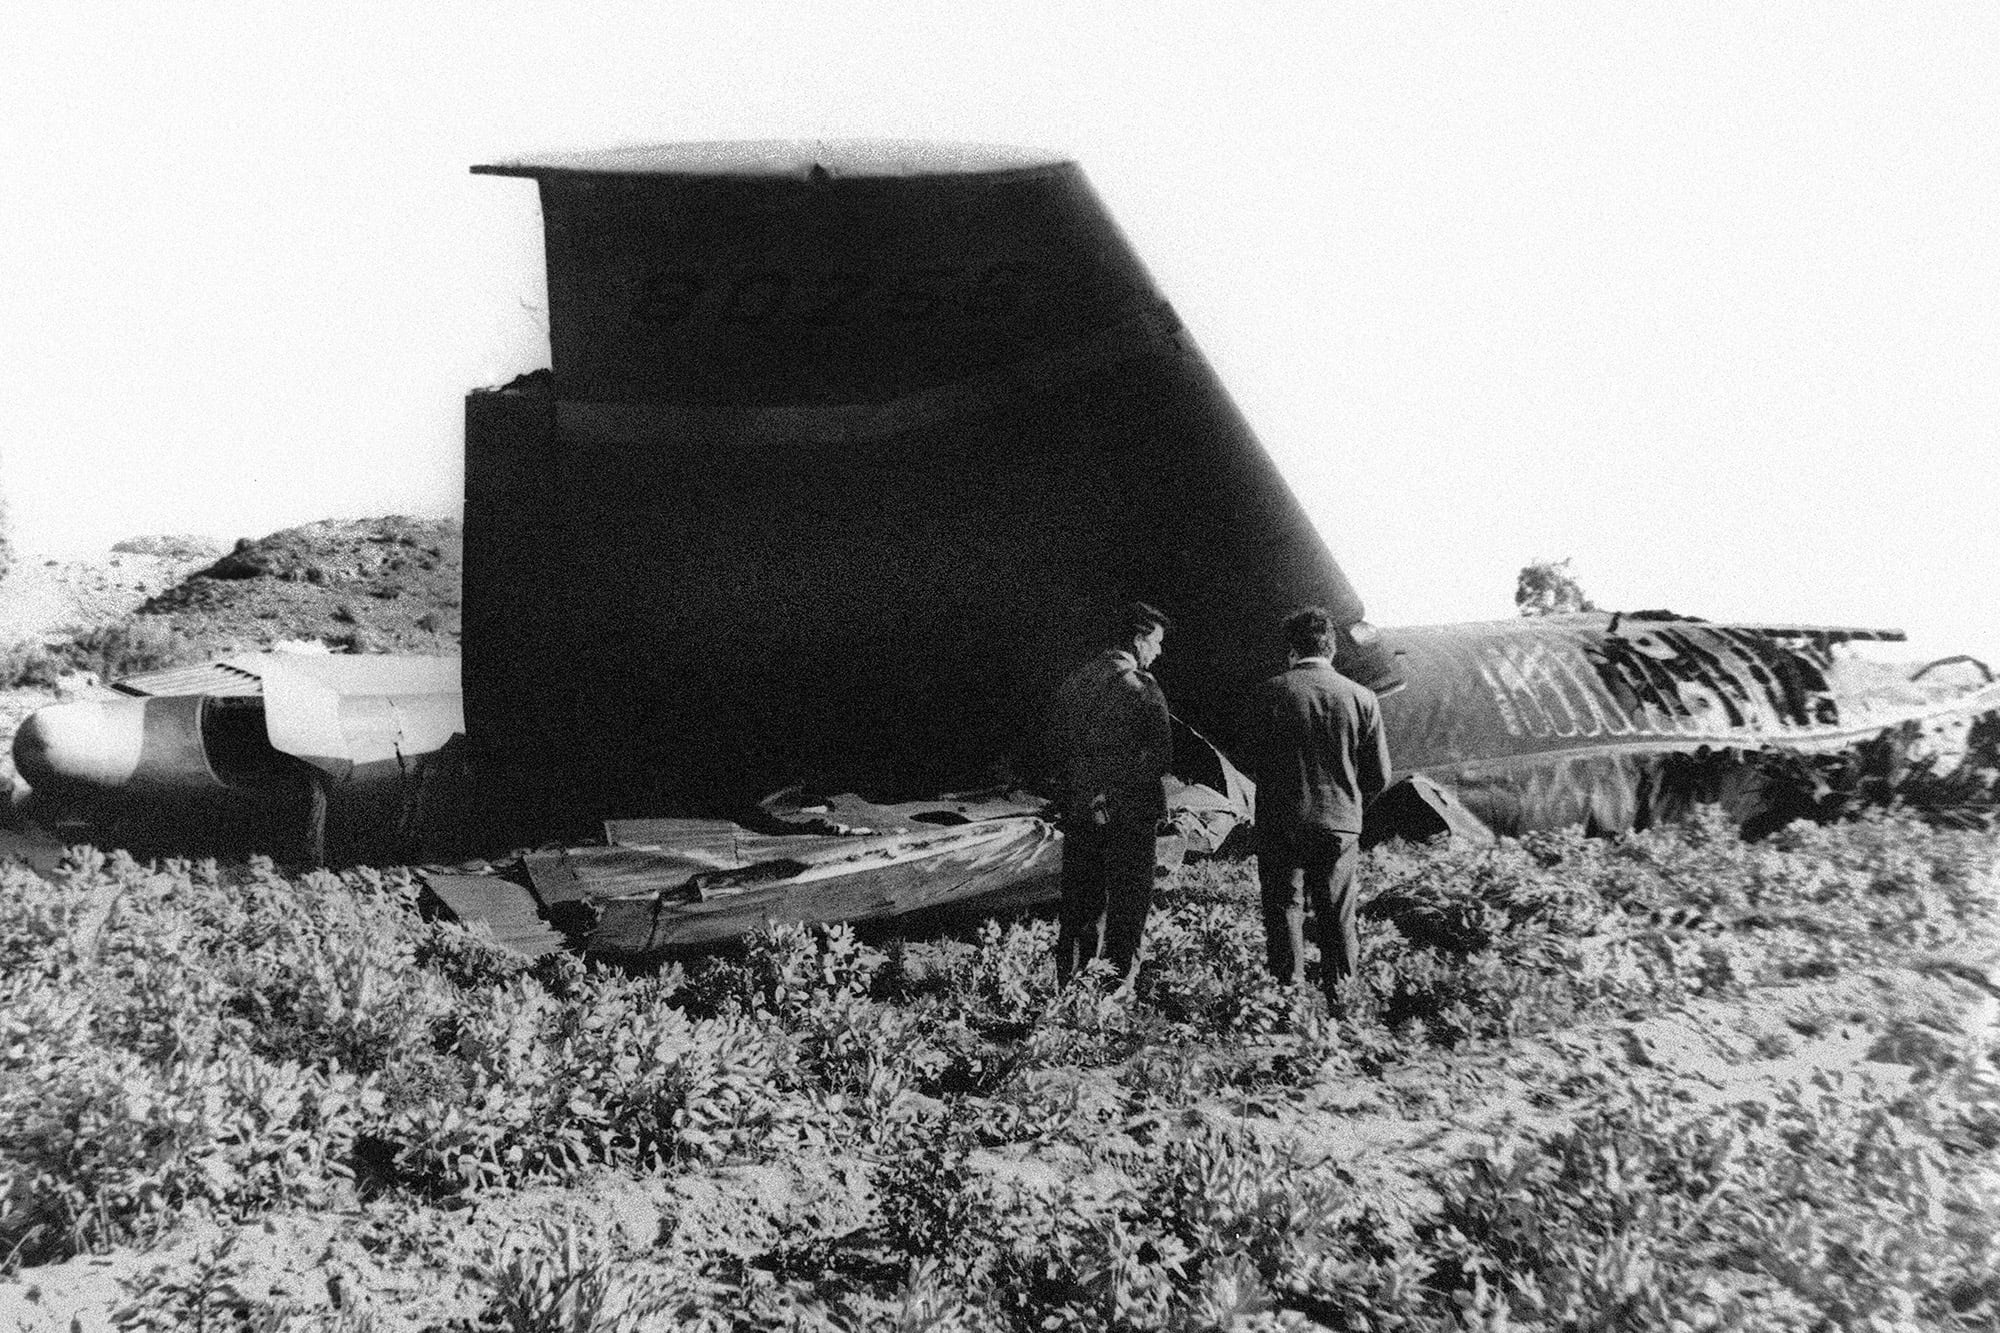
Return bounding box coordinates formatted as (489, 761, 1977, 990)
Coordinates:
(1239, 606, 1392, 1006)
(1046, 602, 1172, 991)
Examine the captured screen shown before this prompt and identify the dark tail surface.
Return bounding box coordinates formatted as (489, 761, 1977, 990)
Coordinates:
(466, 141, 1393, 824)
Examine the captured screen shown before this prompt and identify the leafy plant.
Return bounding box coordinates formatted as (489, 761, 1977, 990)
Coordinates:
(4, 811, 1998, 1329)
(1514, 556, 1595, 616)
(478, 1219, 702, 1333)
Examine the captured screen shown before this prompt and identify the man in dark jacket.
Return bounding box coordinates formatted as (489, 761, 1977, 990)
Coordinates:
(1046, 601, 1172, 991)
(1239, 606, 1392, 1004)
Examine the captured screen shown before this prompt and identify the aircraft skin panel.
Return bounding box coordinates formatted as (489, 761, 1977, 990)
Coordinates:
(1378, 618, 1916, 768)
(112, 660, 264, 699)
(1369, 616, 2000, 840)
(422, 872, 568, 958)
(540, 817, 1063, 955)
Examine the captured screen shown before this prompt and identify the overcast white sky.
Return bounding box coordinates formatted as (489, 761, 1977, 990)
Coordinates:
(5, 3, 1996, 660)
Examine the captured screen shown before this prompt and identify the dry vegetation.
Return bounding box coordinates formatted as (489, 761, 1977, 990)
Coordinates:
(2, 811, 1997, 1331)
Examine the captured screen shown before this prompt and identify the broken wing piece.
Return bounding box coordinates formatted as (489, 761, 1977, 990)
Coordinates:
(526, 816, 1062, 955)
(492, 727, 1255, 957)
(748, 786, 1051, 837)
(255, 654, 463, 784)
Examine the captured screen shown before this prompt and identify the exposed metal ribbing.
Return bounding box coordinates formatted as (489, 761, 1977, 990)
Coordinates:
(112, 660, 263, 698)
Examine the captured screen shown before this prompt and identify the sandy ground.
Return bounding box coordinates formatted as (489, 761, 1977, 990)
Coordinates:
(0, 549, 213, 647)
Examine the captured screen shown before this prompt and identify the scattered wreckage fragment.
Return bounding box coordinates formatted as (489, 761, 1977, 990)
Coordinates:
(1361, 614, 2000, 843)
(436, 718, 1253, 957)
(526, 797, 1060, 956)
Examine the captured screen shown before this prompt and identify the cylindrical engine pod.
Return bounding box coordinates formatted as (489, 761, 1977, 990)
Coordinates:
(12, 695, 224, 800)
(468, 141, 1398, 812)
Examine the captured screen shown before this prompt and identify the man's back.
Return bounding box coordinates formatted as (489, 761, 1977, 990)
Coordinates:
(1243, 662, 1390, 836)
(1048, 649, 1171, 826)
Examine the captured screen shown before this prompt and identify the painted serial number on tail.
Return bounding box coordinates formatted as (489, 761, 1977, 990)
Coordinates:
(630, 263, 1040, 329)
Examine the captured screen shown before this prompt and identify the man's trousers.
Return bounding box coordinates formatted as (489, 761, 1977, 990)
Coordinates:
(1256, 825, 1361, 994)
(1056, 819, 1157, 989)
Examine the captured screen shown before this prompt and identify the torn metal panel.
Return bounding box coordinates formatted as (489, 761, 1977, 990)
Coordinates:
(112, 659, 264, 698)
(601, 816, 834, 861)
(1362, 775, 1493, 848)
(527, 816, 1062, 955)
(1161, 776, 1249, 855)
(1166, 714, 1256, 848)
(751, 787, 1050, 836)
(421, 872, 568, 958)
(506, 729, 1253, 955)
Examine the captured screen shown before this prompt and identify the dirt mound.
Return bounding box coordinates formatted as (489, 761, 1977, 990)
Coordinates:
(139, 516, 462, 657)
(109, 534, 224, 562)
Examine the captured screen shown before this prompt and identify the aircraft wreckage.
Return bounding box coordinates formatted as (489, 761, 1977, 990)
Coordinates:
(14, 618, 1995, 956)
(10, 141, 1999, 954)
(1369, 615, 1999, 843)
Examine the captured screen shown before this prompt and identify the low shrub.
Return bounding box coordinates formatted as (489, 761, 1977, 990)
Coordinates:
(0, 638, 71, 690)
(476, 1219, 709, 1333)
(2, 808, 1996, 1330)
(56, 617, 203, 683)
(1423, 1062, 2000, 1330)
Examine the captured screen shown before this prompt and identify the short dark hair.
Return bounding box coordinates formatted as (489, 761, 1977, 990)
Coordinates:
(1113, 600, 1171, 643)
(1284, 606, 1335, 658)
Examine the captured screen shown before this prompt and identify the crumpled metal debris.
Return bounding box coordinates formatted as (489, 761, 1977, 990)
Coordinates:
(511, 723, 1257, 955)
(1360, 615, 2000, 841)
